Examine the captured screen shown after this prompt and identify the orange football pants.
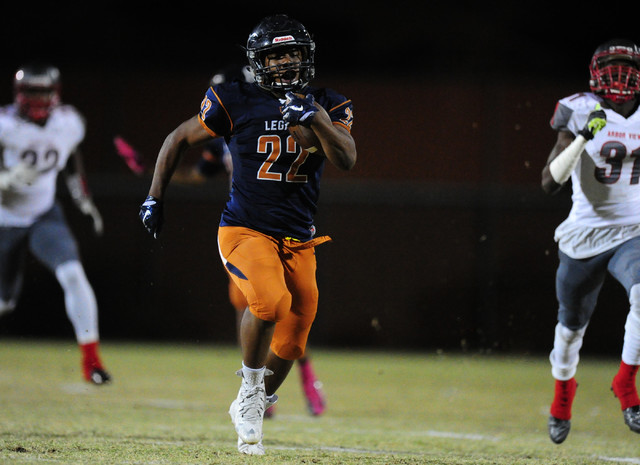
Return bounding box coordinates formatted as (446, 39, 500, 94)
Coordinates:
(217, 226, 331, 360)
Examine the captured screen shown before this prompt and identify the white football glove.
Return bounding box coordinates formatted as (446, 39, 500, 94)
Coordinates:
(79, 198, 104, 236)
(0, 163, 38, 190)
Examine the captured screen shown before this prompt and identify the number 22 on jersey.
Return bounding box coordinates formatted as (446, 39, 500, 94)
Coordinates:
(256, 134, 310, 183)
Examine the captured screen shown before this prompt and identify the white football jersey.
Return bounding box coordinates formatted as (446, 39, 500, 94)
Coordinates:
(551, 92, 640, 258)
(0, 104, 85, 226)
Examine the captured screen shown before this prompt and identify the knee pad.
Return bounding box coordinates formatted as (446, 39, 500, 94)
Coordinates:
(626, 284, 640, 331)
(550, 322, 587, 380)
(55, 260, 89, 290)
(557, 323, 587, 344)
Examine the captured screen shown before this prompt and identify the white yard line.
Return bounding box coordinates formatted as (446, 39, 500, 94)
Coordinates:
(598, 458, 640, 464)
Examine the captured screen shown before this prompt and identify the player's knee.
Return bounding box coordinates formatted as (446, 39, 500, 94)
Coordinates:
(557, 322, 587, 344)
(626, 284, 640, 326)
(272, 340, 305, 360)
(272, 292, 293, 322)
(55, 260, 89, 290)
(0, 299, 16, 316)
(250, 291, 292, 322)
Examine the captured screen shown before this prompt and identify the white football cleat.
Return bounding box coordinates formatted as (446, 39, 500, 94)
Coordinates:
(229, 389, 263, 445)
(229, 370, 279, 453)
(229, 370, 279, 444)
(237, 437, 265, 455)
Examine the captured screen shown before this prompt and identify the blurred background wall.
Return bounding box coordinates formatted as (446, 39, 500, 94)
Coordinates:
(0, 3, 636, 356)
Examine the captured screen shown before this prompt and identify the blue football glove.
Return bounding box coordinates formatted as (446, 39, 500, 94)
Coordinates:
(139, 195, 164, 238)
(282, 92, 317, 127)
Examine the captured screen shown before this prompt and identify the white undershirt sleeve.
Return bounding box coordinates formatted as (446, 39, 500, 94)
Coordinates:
(548, 135, 588, 185)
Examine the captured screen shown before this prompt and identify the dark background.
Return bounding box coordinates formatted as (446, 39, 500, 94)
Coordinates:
(1, 3, 638, 356)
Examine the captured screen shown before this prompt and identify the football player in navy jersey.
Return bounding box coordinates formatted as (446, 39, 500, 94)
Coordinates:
(140, 15, 356, 454)
(173, 65, 328, 420)
(542, 39, 640, 444)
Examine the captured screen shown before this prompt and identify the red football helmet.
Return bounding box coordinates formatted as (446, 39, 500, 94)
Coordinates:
(589, 39, 640, 104)
(14, 63, 61, 123)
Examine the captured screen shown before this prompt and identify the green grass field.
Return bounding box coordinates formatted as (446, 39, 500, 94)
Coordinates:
(0, 339, 638, 464)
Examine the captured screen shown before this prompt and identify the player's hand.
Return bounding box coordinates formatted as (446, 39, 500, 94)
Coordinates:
(282, 92, 317, 127)
(79, 199, 104, 236)
(0, 163, 38, 190)
(578, 103, 607, 140)
(139, 195, 164, 238)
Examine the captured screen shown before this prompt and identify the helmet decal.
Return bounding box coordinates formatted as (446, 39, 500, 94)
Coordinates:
(273, 35, 295, 44)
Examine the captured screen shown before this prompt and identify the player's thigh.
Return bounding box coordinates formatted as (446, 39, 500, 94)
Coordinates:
(272, 247, 319, 360)
(556, 249, 610, 329)
(608, 236, 640, 293)
(218, 226, 291, 321)
(28, 205, 80, 272)
(284, 246, 319, 312)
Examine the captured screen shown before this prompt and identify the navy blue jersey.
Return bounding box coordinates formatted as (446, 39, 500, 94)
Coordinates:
(198, 82, 354, 241)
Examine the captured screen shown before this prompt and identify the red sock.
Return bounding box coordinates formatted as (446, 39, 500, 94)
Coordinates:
(550, 378, 577, 420)
(80, 342, 103, 381)
(612, 361, 640, 410)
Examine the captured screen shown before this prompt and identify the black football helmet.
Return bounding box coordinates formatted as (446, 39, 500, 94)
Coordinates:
(14, 63, 61, 123)
(589, 39, 640, 104)
(210, 63, 255, 86)
(245, 14, 315, 93)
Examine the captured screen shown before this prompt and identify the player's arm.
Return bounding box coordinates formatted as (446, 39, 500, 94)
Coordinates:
(310, 108, 357, 171)
(63, 149, 103, 235)
(282, 92, 356, 171)
(148, 115, 213, 199)
(541, 103, 607, 195)
(541, 130, 575, 195)
(139, 115, 213, 237)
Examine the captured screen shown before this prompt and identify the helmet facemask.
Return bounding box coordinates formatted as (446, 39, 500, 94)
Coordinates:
(245, 15, 316, 95)
(589, 43, 640, 104)
(14, 65, 61, 124)
(250, 45, 314, 93)
(15, 87, 60, 123)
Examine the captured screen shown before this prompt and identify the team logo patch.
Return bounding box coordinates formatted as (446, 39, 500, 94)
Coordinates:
(273, 35, 294, 44)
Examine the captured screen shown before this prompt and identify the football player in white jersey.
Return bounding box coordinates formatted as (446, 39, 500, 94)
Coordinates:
(0, 63, 111, 385)
(542, 39, 640, 443)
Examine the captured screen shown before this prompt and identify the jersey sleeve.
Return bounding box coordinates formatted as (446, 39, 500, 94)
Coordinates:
(320, 89, 354, 133)
(52, 105, 85, 152)
(198, 86, 233, 137)
(550, 101, 574, 132)
(550, 93, 601, 136)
